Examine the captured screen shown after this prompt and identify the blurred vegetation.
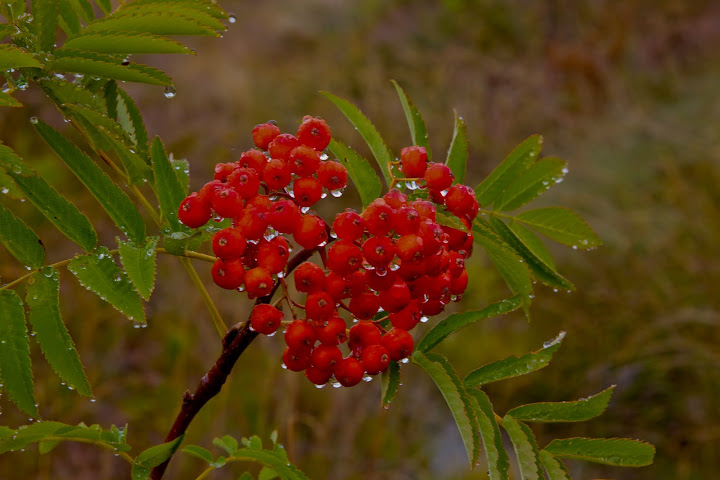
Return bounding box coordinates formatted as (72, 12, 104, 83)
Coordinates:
(1, 0, 719, 478)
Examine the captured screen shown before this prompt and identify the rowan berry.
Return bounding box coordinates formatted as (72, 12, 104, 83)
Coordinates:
(305, 291, 336, 321)
(292, 176, 323, 207)
(334, 357, 364, 387)
(252, 122, 281, 150)
(444, 184, 478, 219)
(284, 319, 316, 350)
(383, 188, 407, 209)
(332, 209, 364, 241)
(315, 315, 347, 345)
(417, 219, 445, 256)
(305, 365, 333, 385)
(348, 292, 380, 320)
(361, 235, 395, 268)
(395, 234, 424, 262)
(449, 269, 468, 295)
(400, 146, 428, 178)
(211, 258, 246, 290)
(237, 149, 268, 174)
(250, 304, 284, 335)
(361, 344, 390, 375)
(425, 250, 451, 276)
(327, 240, 363, 275)
(393, 206, 421, 235)
(212, 228, 247, 260)
(396, 259, 426, 281)
(211, 186, 243, 218)
(292, 214, 327, 250)
(362, 199, 393, 236)
(428, 187, 446, 205)
(382, 328, 414, 361)
(262, 158, 292, 191)
(366, 268, 396, 292)
(283, 346, 311, 372)
(317, 161, 347, 191)
(426, 272, 451, 300)
(348, 321, 382, 353)
(296, 116, 331, 151)
(257, 236, 290, 274)
(198, 179, 223, 205)
(389, 300, 422, 330)
(378, 282, 411, 313)
(443, 224, 471, 252)
(411, 199, 436, 221)
(293, 262, 326, 293)
(420, 299, 445, 316)
(214, 162, 237, 182)
(448, 251, 465, 277)
(424, 163, 454, 191)
(288, 145, 321, 177)
(242, 241, 259, 269)
(324, 272, 351, 300)
(311, 344, 343, 371)
(268, 133, 300, 161)
(245, 194, 272, 212)
(344, 270, 368, 296)
(227, 167, 260, 199)
(244, 266, 274, 298)
(178, 192, 212, 228)
(234, 207, 269, 240)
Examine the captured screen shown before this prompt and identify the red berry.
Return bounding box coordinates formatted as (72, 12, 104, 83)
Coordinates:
(257, 236, 290, 274)
(400, 146, 428, 178)
(424, 163, 454, 191)
(211, 186, 244, 218)
(324, 272, 351, 301)
(268, 133, 300, 161)
(283, 346, 311, 372)
(227, 167, 260, 199)
(383, 188, 407, 209)
(305, 291, 336, 321)
(211, 258, 245, 290)
(425, 250, 451, 276)
(296, 116, 332, 151)
(311, 344, 343, 371)
(178, 192, 212, 228)
(268, 199, 301, 234)
(214, 162, 237, 182)
(417, 219, 445, 256)
(382, 328, 414, 361)
(284, 319, 316, 350)
(444, 184, 478, 218)
(288, 145, 321, 177)
(317, 161, 347, 191)
(449, 269, 468, 295)
(250, 304, 284, 335)
(361, 235, 395, 268)
(293, 262, 326, 293)
(426, 272, 451, 300)
(378, 282, 411, 313)
(244, 266, 274, 298)
(349, 292, 381, 321)
(327, 240, 363, 275)
(361, 344, 389, 375)
(293, 214, 327, 250)
(411, 199, 436, 221)
(334, 357, 364, 387)
(448, 251, 465, 277)
(237, 149, 268, 174)
(362, 199, 393, 236)
(420, 299, 445, 316)
(292, 176, 323, 207)
(345, 270, 368, 296)
(212, 228, 247, 260)
(348, 321, 382, 352)
(366, 268, 396, 292)
(396, 259, 426, 281)
(262, 158, 292, 191)
(198, 179, 223, 205)
(389, 300, 422, 330)
(234, 207, 269, 240)
(393, 206, 421, 235)
(305, 365, 333, 385)
(315, 315, 347, 345)
(443, 222, 471, 252)
(245, 194, 272, 212)
(395, 234, 424, 262)
(252, 122, 281, 150)
(332, 209, 364, 241)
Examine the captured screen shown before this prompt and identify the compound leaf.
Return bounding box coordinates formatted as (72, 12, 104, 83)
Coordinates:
(53, 49, 172, 86)
(493, 157, 567, 212)
(132, 435, 185, 480)
(182, 445, 213, 463)
(83, 11, 219, 37)
(538, 450, 571, 480)
(507, 386, 615, 423)
(544, 438, 655, 467)
(0, 290, 37, 417)
(467, 389, 510, 480)
(117, 89, 149, 158)
(0, 90, 22, 107)
(61, 32, 193, 55)
(30, 0, 59, 52)
(0, 44, 43, 70)
(502, 415, 543, 480)
(151, 137, 186, 231)
(380, 361, 401, 409)
(516, 207, 602, 249)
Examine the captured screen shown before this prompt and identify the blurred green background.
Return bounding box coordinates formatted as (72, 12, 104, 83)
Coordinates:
(1, 0, 719, 478)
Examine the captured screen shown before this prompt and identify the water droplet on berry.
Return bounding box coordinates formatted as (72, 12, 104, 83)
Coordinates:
(404, 180, 418, 190)
(420, 316, 429, 323)
(276, 271, 285, 279)
(237, 286, 245, 292)
(320, 153, 329, 161)
(400, 358, 410, 364)
(331, 381, 342, 388)
(362, 374, 373, 382)
(281, 363, 288, 369)
(29, 116, 38, 124)
(90, 398, 96, 403)
(317, 240, 327, 247)
(321, 192, 328, 199)
(301, 206, 310, 214)
(267, 331, 276, 337)
(314, 383, 326, 389)
(164, 86, 176, 98)
(248, 324, 256, 332)
(330, 189, 343, 197)
(375, 267, 387, 276)
(228, 13, 237, 23)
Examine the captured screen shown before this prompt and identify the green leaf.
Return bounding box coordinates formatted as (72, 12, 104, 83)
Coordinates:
(463, 332, 565, 387)
(544, 438, 655, 467)
(380, 361, 401, 408)
(67, 247, 146, 323)
(121, 0, 229, 20)
(171, 157, 190, 194)
(0, 422, 66, 454)
(493, 157, 567, 212)
(435, 209, 468, 232)
(117, 89, 149, 158)
(94, 0, 111, 15)
(183, 445, 214, 463)
(391, 79, 431, 160)
(214, 435, 239, 455)
(132, 435, 185, 480)
(0, 44, 43, 70)
(241, 435, 262, 450)
(475, 135, 542, 207)
(515, 207, 602, 249)
(151, 137, 187, 231)
(59, 0, 82, 36)
(259, 466, 279, 480)
(445, 111, 468, 184)
(160, 230, 209, 256)
(26, 267, 92, 396)
(0, 24, 15, 41)
(417, 295, 523, 353)
(84, 12, 219, 37)
(228, 448, 309, 480)
(0, 290, 37, 417)
(67, 0, 94, 23)
(117, 237, 158, 300)
(113, 3, 226, 32)
(30, 0, 59, 52)
(502, 415, 543, 480)
(0, 90, 22, 107)
(538, 450, 571, 480)
(322, 92, 393, 186)
(104, 80, 118, 119)
(0, 202, 46, 268)
(37, 423, 129, 454)
(489, 217, 574, 291)
(327, 139, 382, 208)
(507, 386, 615, 423)
(505, 220, 555, 268)
(39, 78, 106, 112)
(34, 120, 146, 243)
(62, 31, 193, 55)
(412, 351, 479, 467)
(467, 390, 510, 480)
(53, 50, 173, 86)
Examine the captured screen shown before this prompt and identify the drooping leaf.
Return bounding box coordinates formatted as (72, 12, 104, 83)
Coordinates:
(543, 438, 655, 467)
(391, 79, 431, 160)
(151, 137, 186, 231)
(327, 139, 382, 208)
(515, 207, 602, 249)
(67, 247, 146, 323)
(0, 24, 15, 41)
(493, 157, 567, 212)
(83, 12, 219, 37)
(0, 90, 22, 107)
(2, 1, 27, 21)
(380, 361, 401, 408)
(412, 351, 480, 467)
(0, 202, 45, 268)
(463, 332, 565, 387)
(502, 415, 543, 480)
(475, 135, 542, 207)
(34, 120, 146, 243)
(61, 31, 193, 55)
(26, 267, 92, 397)
(103, 80, 118, 119)
(445, 111, 468, 184)
(30, 0, 59, 52)
(117, 89, 149, 158)
(507, 386, 615, 423)
(322, 92, 394, 186)
(538, 450, 571, 480)
(467, 390, 510, 480)
(63, 103, 132, 143)
(113, 3, 226, 31)
(489, 217, 574, 291)
(117, 236, 158, 300)
(417, 295, 523, 353)
(131, 435, 185, 480)
(0, 44, 43, 70)
(53, 50, 173, 86)
(0, 290, 37, 417)
(182, 445, 214, 463)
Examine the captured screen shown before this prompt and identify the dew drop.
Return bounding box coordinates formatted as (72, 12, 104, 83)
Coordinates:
(420, 316, 429, 323)
(331, 189, 343, 197)
(314, 383, 326, 389)
(281, 363, 288, 370)
(400, 358, 409, 364)
(362, 374, 374, 383)
(404, 181, 418, 190)
(266, 331, 276, 337)
(320, 153, 329, 161)
(90, 398, 96, 403)
(331, 381, 342, 388)
(164, 86, 176, 99)
(1, 188, 8, 194)
(301, 206, 310, 214)
(320, 192, 328, 199)
(228, 13, 237, 23)
(29, 116, 38, 124)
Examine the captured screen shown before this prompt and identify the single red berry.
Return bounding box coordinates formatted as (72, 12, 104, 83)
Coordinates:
(245, 194, 272, 212)
(305, 365, 333, 385)
(250, 304, 284, 335)
(345, 270, 368, 296)
(362, 199, 393, 236)
(262, 158, 292, 191)
(361, 344, 389, 375)
(283, 346, 311, 372)
(257, 236, 290, 274)
(400, 146, 428, 178)
(293, 214, 328, 250)
(424, 163, 454, 191)
(428, 187, 446, 205)
(395, 259, 426, 281)
(411, 199, 436, 221)
(288, 145, 321, 177)
(214, 162, 237, 182)
(317, 161, 347, 191)
(315, 315, 347, 345)
(237, 149, 268, 174)
(305, 291, 336, 321)
(383, 188, 408, 209)
(252, 122, 281, 150)
(334, 357, 364, 387)
(244, 266, 273, 298)
(425, 249, 451, 277)
(178, 192, 212, 228)
(348, 292, 381, 321)
(292, 176, 323, 207)
(348, 321, 382, 352)
(212, 228, 247, 260)
(417, 219, 445, 256)
(227, 167, 260, 199)
(444, 184, 478, 219)
(268, 133, 300, 161)
(420, 299, 445, 316)
(211, 186, 244, 218)
(426, 272, 452, 300)
(449, 269, 468, 295)
(198, 179, 223, 205)
(293, 262, 326, 293)
(234, 206, 269, 240)
(389, 300, 422, 330)
(324, 272, 351, 301)
(361, 235, 395, 268)
(268, 199, 301, 234)
(327, 240, 363, 275)
(378, 282, 411, 313)
(393, 206, 421, 235)
(395, 234, 424, 262)
(366, 268, 396, 292)
(211, 258, 245, 290)
(296, 116, 331, 151)
(241, 241, 259, 269)
(284, 319, 316, 350)
(448, 251, 465, 277)
(332, 209, 364, 241)
(311, 344, 343, 371)
(382, 328, 414, 361)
